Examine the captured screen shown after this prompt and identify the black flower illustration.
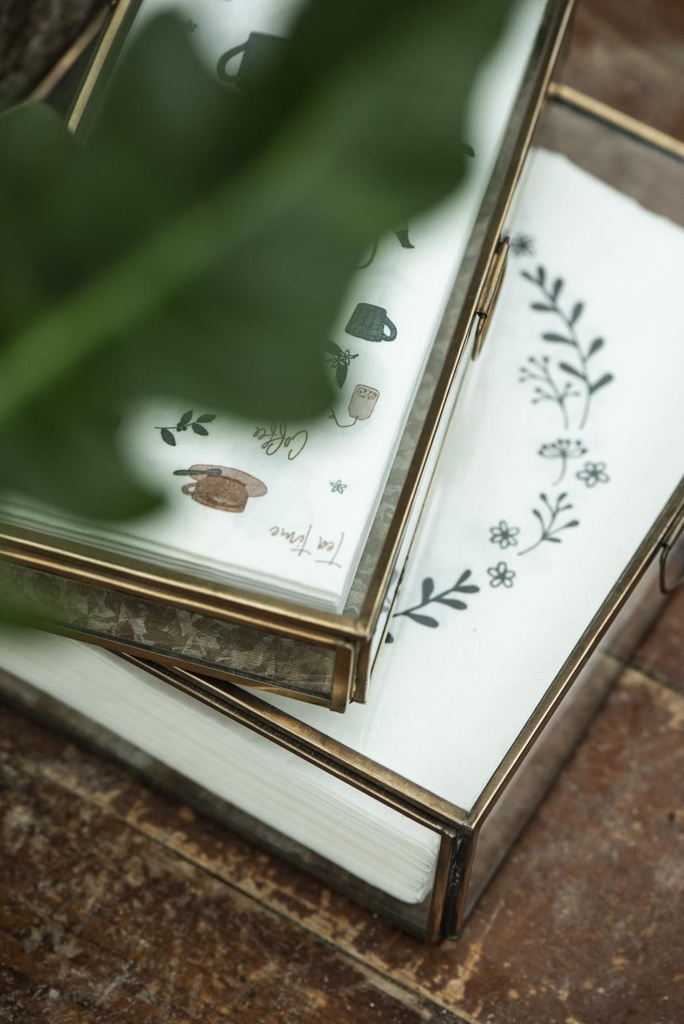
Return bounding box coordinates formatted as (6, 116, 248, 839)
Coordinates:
(576, 461, 610, 487)
(538, 438, 588, 484)
(330, 479, 347, 494)
(489, 520, 520, 549)
(487, 561, 516, 589)
(511, 233, 535, 257)
(325, 341, 359, 389)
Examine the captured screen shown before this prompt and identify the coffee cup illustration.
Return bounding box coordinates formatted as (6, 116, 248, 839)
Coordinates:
(216, 33, 287, 91)
(174, 465, 267, 513)
(345, 302, 397, 343)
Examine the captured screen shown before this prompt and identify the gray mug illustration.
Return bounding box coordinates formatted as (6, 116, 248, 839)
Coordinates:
(345, 303, 397, 343)
(174, 465, 267, 513)
(217, 33, 287, 90)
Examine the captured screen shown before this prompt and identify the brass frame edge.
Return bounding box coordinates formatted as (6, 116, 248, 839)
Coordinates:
(356, 0, 577, 642)
(351, 0, 575, 705)
(659, 503, 684, 594)
(67, 0, 137, 133)
(330, 641, 356, 714)
(125, 654, 472, 832)
(27, 5, 111, 104)
(57, 627, 334, 707)
(547, 82, 684, 161)
(0, 531, 364, 644)
(426, 829, 462, 943)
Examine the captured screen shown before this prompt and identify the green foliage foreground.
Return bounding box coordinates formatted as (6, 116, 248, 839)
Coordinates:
(0, 0, 511, 520)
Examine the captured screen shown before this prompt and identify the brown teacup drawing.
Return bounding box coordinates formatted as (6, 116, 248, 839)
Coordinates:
(173, 465, 267, 513)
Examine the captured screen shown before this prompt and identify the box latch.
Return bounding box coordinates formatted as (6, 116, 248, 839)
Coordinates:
(659, 504, 684, 594)
(472, 236, 510, 360)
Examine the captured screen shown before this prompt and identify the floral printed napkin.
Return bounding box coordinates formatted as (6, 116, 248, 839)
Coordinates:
(265, 148, 684, 811)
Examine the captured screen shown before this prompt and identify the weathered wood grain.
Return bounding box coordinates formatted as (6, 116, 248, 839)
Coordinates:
(0, 0, 102, 106)
(0, 733, 463, 1024)
(565, 0, 684, 141)
(2, 657, 683, 1022)
(629, 587, 684, 697)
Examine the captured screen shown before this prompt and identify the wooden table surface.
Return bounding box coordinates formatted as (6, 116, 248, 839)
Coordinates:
(1, 2, 684, 1022)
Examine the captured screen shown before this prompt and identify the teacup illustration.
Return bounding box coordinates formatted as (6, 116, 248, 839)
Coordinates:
(345, 302, 397, 343)
(216, 33, 287, 91)
(174, 465, 267, 513)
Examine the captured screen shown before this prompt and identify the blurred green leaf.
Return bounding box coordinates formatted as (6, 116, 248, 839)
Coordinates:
(0, 0, 511, 520)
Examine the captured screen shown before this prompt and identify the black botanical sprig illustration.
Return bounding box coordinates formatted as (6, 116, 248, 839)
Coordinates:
(156, 410, 216, 446)
(521, 265, 614, 429)
(519, 356, 579, 429)
(393, 571, 479, 629)
(325, 341, 358, 389)
(518, 491, 579, 556)
(538, 438, 587, 484)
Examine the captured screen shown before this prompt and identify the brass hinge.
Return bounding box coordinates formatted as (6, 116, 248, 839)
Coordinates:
(659, 504, 684, 595)
(472, 236, 510, 361)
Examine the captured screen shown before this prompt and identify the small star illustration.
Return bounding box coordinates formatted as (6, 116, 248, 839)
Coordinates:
(330, 479, 347, 494)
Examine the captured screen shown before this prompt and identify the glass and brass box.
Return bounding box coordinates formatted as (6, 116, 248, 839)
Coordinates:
(1, 85, 683, 939)
(0, 0, 578, 711)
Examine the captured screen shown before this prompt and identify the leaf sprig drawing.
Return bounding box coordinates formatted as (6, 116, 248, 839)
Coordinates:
(519, 356, 579, 429)
(394, 571, 479, 628)
(518, 491, 579, 556)
(521, 266, 614, 429)
(538, 438, 587, 484)
(156, 410, 216, 446)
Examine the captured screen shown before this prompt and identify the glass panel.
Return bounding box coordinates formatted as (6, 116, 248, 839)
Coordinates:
(0, 561, 336, 701)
